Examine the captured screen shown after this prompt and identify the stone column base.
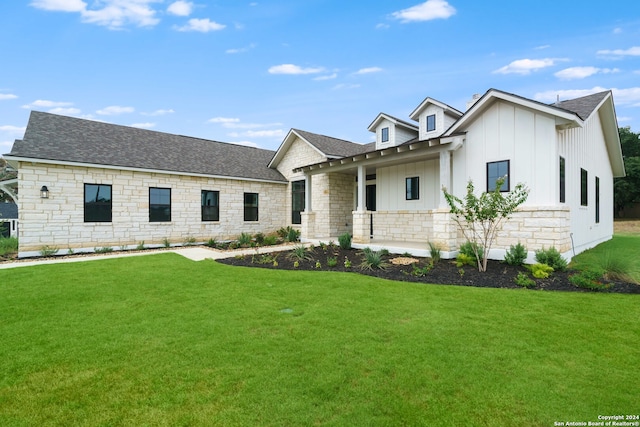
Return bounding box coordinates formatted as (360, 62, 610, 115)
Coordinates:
(352, 211, 371, 244)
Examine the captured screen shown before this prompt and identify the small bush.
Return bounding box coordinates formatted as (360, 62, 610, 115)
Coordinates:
(569, 269, 612, 291)
(428, 242, 441, 263)
(344, 257, 352, 268)
(162, 237, 171, 248)
(136, 241, 146, 250)
(327, 256, 337, 268)
(262, 235, 279, 246)
(338, 233, 352, 250)
(205, 238, 218, 248)
(287, 244, 312, 262)
(411, 263, 433, 277)
(94, 246, 114, 254)
(359, 249, 389, 271)
(535, 247, 567, 271)
(528, 263, 554, 279)
(254, 253, 278, 265)
(183, 236, 197, 246)
(514, 272, 536, 288)
(254, 232, 265, 245)
(504, 242, 527, 266)
(455, 253, 476, 268)
(459, 241, 483, 261)
(278, 226, 300, 243)
(0, 237, 18, 256)
(39, 245, 59, 257)
(237, 232, 253, 247)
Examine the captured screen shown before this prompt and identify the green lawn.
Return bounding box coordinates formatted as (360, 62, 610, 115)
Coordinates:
(0, 253, 638, 426)
(570, 235, 640, 282)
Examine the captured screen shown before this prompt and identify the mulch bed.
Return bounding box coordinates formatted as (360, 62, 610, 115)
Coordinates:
(218, 245, 640, 294)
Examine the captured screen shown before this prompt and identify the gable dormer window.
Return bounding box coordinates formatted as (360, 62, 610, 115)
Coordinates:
(426, 114, 436, 132)
(381, 127, 389, 143)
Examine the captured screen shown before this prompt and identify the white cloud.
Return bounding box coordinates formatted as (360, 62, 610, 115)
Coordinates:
(130, 122, 155, 129)
(555, 66, 620, 80)
(22, 99, 74, 109)
(354, 67, 382, 75)
(535, 86, 640, 106)
(176, 18, 225, 32)
(31, 0, 160, 29)
(30, 0, 86, 12)
(226, 43, 256, 54)
(534, 45, 550, 50)
(96, 105, 135, 115)
(0, 94, 18, 101)
(314, 73, 338, 81)
(0, 125, 26, 134)
(142, 109, 175, 116)
(597, 46, 640, 58)
(376, 23, 390, 30)
(493, 58, 560, 75)
(208, 117, 240, 125)
(243, 129, 285, 138)
(391, 0, 456, 23)
(49, 107, 81, 115)
(613, 27, 623, 34)
(167, 1, 192, 16)
(268, 64, 324, 75)
(230, 140, 259, 148)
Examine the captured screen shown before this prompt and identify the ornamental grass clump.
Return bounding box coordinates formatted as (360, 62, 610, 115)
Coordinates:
(359, 248, 389, 271)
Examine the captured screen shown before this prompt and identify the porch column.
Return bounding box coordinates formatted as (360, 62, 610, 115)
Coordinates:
(304, 174, 313, 213)
(439, 150, 451, 208)
(301, 174, 316, 240)
(356, 165, 365, 212)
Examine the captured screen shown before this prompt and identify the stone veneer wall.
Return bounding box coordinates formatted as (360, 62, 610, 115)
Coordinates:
(17, 163, 287, 256)
(360, 206, 571, 260)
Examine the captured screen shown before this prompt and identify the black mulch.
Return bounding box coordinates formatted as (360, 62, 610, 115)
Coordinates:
(217, 246, 640, 294)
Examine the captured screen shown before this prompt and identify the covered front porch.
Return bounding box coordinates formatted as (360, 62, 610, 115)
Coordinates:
(296, 136, 464, 257)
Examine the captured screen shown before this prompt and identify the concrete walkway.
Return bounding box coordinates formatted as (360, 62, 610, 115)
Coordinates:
(0, 243, 303, 270)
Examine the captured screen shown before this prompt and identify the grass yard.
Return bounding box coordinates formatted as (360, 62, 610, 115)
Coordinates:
(0, 253, 638, 426)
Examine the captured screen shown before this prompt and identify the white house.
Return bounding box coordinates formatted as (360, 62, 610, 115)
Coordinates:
(2, 88, 624, 260)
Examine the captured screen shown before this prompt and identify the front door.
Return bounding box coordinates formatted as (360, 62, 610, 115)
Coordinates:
(366, 185, 376, 237)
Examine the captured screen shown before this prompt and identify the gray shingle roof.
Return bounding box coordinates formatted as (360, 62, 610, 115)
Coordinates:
(7, 111, 287, 182)
(0, 202, 18, 219)
(292, 129, 374, 158)
(554, 90, 610, 120)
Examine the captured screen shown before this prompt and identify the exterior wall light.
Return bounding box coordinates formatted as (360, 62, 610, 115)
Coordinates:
(40, 185, 49, 199)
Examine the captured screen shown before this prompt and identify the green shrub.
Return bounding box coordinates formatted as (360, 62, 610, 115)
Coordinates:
(344, 257, 352, 268)
(535, 247, 567, 271)
(528, 263, 554, 279)
(514, 272, 536, 288)
(428, 242, 441, 263)
(327, 256, 337, 268)
(459, 241, 483, 261)
(287, 244, 312, 262)
(0, 236, 18, 256)
(162, 237, 171, 248)
(411, 263, 433, 277)
(237, 232, 253, 247)
(136, 241, 146, 250)
(278, 226, 300, 243)
(39, 245, 59, 257)
(504, 242, 527, 266)
(254, 232, 265, 245)
(205, 238, 218, 248)
(262, 235, 279, 246)
(598, 251, 636, 283)
(455, 253, 476, 268)
(183, 236, 197, 246)
(338, 233, 352, 250)
(94, 246, 114, 254)
(359, 249, 389, 271)
(569, 269, 612, 291)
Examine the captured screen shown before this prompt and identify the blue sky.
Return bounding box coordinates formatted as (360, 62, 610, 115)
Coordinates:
(1, 0, 640, 154)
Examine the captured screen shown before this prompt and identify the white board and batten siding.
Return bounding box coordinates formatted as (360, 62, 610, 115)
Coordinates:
(376, 160, 440, 211)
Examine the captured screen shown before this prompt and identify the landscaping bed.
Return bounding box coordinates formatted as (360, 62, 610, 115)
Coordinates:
(218, 245, 640, 294)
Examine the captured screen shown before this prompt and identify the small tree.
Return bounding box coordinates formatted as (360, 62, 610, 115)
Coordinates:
(443, 177, 529, 272)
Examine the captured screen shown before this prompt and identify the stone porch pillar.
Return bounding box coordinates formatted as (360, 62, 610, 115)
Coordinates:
(352, 210, 371, 244)
(431, 208, 458, 257)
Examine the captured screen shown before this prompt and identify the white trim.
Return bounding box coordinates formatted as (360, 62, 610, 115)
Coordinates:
(367, 113, 419, 133)
(409, 97, 463, 121)
(3, 155, 288, 185)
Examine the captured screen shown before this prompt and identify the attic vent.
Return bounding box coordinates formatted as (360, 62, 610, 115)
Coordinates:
(466, 93, 481, 110)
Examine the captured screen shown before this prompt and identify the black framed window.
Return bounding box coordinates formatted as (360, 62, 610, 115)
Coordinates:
(595, 176, 600, 223)
(580, 169, 588, 206)
(84, 184, 112, 222)
(381, 127, 389, 142)
(244, 192, 258, 222)
(559, 156, 566, 203)
(150, 187, 171, 222)
(291, 180, 305, 225)
(201, 190, 219, 222)
(406, 177, 419, 200)
(426, 114, 436, 132)
(487, 160, 510, 192)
